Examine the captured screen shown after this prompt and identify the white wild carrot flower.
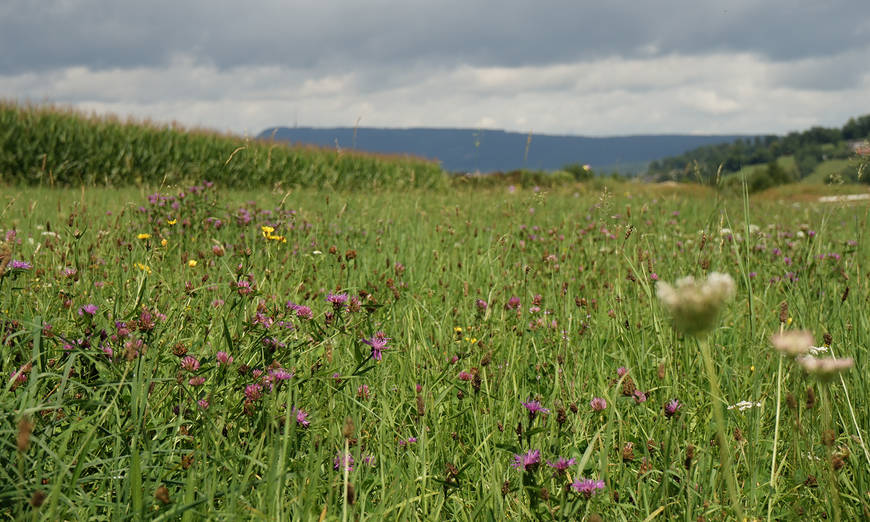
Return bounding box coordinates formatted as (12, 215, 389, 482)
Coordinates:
(770, 330, 814, 357)
(656, 272, 735, 335)
(796, 355, 854, 382)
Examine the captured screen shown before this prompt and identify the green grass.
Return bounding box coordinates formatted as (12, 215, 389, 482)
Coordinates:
(1, 180, 868, 520)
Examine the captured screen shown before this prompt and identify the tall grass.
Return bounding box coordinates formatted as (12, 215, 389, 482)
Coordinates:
(0, 101, 446, 190)
(1, 182, 867, 519)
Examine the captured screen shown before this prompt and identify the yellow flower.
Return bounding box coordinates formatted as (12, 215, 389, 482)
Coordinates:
(453, 326, 463, 333)
(167, 218, 177, 225)
(188, 259, 197, 267)
(135, 263, 152, 274)
(137, 233, 151, 240)
(161, 238, 168, 247)
(261, 225, 275, 238)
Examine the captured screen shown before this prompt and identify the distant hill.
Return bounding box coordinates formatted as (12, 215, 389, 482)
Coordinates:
(259, 127, 751, 174)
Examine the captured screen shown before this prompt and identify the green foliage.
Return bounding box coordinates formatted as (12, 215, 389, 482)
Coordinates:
(0, 101, 446, 190)
(649, 114, 870, 184)
(562, 163, 595, 181)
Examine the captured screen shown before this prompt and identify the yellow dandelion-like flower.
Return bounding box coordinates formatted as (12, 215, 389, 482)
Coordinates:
(137, 233, 151, 240)
(188, 259, 197, 268)
(135, 263, 152, 274)
(453, 327, 463, 333)
(167, 218, 177, 225)
(161, 238, 168, 247)
(261, 226, 275, 237)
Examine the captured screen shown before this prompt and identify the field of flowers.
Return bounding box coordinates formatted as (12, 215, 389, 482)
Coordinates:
(1, 182, 868, 520)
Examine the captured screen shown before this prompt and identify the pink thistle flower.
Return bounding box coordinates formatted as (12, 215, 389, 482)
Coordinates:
(571, 478, 605, 498)
(511, 449, 541, 471)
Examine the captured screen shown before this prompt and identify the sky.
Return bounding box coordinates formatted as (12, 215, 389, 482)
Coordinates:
(2, 0, 870, 137)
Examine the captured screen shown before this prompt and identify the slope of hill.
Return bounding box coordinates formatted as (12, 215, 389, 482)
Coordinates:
(0, 102, 445, 189)
(259, 127, 750, 174)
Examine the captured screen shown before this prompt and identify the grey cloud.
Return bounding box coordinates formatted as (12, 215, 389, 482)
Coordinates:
(2, 0, 869, 75)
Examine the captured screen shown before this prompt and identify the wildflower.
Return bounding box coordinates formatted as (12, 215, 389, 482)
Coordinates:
(357, 384, 371, 398)
(137, 233, 151, 240)
(291, 407, 310, 427)
(511, 449, 541, 471)
(362, 331, 390, 361)
(656, 272, 735, 335)
(269, 368, 293, 381)
(505, 296, 521, 310)
(522, 400, 550, 417)
(633, 389, 648, 404)
(78, 304, 98, 317)
(188, 259, 197, 268)
(476, 299, 488, 311)
(334, 452, 354, 472)
(590, 397, 607, 412)
(180, 356, 200, 372)
(197, 399, 209, 409)
(188, 377, 205, 386)
(728, 400, 762, 411)
(216, 351, 233, 365)
(244, 383, 263, 401)
(770, 330, 813, 357)
(10, 260, 31, 270)
(398, 437, 417, 447)
(458, 371, 473, 381)
(135, 263, 151, 274)
(616, 366, 628, 378)
(664, 399, 682, 418)
(796, 356, 854, 382)
(326, 292, 349, 309)
(546, 457, 576, 472)
(570, 477, 605, 498)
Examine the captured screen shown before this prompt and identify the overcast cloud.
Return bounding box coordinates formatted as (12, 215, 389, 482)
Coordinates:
(2, 0, 869, 135)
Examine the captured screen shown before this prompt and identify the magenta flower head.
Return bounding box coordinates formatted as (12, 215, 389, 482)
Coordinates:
(180, 356, 200, 372)
(571, 477, 605, 498)
(616, 366, 628, 378)
(476, 299, 488, 311)
(334, 452, 354, 472)
(511, 449, 541, 472)
(78, 304, 98, 317)
(546, 457, 576, 472)
(326, 292, 349, 310)
(291, 407, 310, 427)
(362, 331, 391, 361)
(590, 397, 607, 412)
(9, 260, 31, 270)
(633, 389, 648, 404)
(216, 351, 233, 365)
(664, 399, 682, 418)
(522, 400, 550, 419)
(505, 296, 521, 310)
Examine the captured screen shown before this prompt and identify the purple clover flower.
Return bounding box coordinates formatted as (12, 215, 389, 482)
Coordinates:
(9, 260, 31, 270)
(291, 407, 310, 427)
(590, 397, 607, 412)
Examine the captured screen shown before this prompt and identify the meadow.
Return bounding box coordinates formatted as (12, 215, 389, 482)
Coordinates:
(1, 178, 868, 521)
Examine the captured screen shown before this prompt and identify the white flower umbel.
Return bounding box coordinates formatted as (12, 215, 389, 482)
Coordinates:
(796, 355, 854, 382)
(656, 272, 736, 335)
(657, 271, 742, 518)
(728, 400, 762, 411)
(770, 330, 814, 357)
